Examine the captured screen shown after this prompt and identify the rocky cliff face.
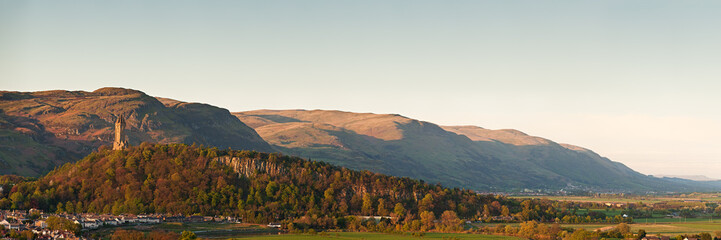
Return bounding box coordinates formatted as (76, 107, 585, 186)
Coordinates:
(213, 154, 421, 201)
(214, 156, 286, 177)
(0, 87, 273, 176)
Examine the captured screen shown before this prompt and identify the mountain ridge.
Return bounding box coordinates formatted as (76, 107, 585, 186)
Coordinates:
(2, 88, 719, 192)
(234, 109, 719, 192)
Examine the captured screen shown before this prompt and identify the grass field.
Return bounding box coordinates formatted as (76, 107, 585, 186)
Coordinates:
(232, 232, 523, 239)
(558, 220, 721, 235)
(88, 222, 280, 238)
(572, 209, 624, 216)
(471, 218, 721, 235)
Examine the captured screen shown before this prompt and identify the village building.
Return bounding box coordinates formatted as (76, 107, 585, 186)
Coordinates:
(642, 236, 670, 240)
(34, 219, 47, 228)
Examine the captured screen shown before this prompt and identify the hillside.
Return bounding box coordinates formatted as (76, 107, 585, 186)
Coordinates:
(234, 110, 713, 192)
(0, 88, 272, 176)
(1, 143, 519, 228)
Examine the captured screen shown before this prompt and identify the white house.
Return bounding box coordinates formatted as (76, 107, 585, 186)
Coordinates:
(75, 219, 101, 229)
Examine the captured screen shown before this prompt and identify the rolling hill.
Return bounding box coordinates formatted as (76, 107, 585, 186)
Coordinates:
(234, 110, 717, 192)
(1, 143, 511, 227)
(0, 88, 272, 176)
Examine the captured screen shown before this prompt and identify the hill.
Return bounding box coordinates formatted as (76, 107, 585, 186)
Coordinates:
(234, 110, 715, 192)
(0, 88, 272, 176)
(1, 143, 519, 229)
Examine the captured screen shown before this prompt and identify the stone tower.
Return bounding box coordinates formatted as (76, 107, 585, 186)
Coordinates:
(113, 115, 128, 150)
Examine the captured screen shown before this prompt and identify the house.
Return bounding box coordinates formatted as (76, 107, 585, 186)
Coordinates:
(357, 216, 393, 222)
(29, 208, 43, 215)
(7, 223, 24, 231)
(75, 219, 101, 229)
(642, 236, 670, 240)
(163, 215, 184, 222)
(0, 219, 23, 230)
(123, 216, 139, 223)
(143, 216, 161, 224)
(267, 223, 282, 228)
(99, 215, 123, 225)
(34, 219, 47, 228)
(188, 216, 205, 223)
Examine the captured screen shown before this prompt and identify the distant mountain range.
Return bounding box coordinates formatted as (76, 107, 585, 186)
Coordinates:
(653, 175, 719, 182)
(0, 88, 271, 176)
(234, 110, 721, 192)
(1, 87, 719, 192)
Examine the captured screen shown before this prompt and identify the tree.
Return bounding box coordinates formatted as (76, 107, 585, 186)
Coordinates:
(699, 232, 712, 240)
(393, 203, 406, 218)
(0, 198, 10, 209)
(519, 220, 539, 239)
(180, 230, 197, 240)
(637, 229, 646, 239)
(46, 216, 81, 234)
(377, 199, 388, 216)
(111, 229, 145, 240)
(420, 211, 435, 231)
(65, 201, 75, 213)
(501, 205, 510, 216)
(615, 223, 630, 235)
(419, 194, 434, 212)
(55, 202, 64, 213)
(265, 181, 279, 198)
(440, 210, 462, 232)
(361, 195, 373, 215)
(9, 192, 23, 209)
(565, 228, 593, 240)
(482, 205, 491, 217)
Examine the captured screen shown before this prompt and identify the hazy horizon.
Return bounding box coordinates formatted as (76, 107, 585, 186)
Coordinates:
(2, 1, 720, 179)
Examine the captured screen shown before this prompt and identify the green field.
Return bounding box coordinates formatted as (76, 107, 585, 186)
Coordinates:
(472, 218, 721, 235)
(558, 220, 721, 235)
(88, 222, 280, 238)
(572, 208, 624, 216)
(232, 232, 523, 240)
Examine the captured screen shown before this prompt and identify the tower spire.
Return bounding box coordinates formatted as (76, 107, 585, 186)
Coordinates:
(113, 115, 128, 150)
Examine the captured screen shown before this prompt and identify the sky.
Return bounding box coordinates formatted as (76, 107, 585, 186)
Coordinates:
(2, 1, 720, 179)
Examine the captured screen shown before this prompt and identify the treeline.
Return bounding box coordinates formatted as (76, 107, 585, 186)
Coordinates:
(0, 143, 633, 231)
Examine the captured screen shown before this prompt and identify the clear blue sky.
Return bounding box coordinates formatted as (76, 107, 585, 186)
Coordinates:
(2, 1, 720, 178)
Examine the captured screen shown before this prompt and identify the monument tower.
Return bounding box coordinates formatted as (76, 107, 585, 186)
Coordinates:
(113, 115, 128, 150)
